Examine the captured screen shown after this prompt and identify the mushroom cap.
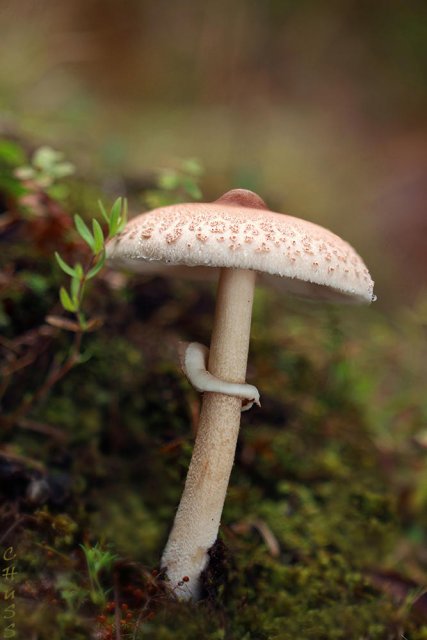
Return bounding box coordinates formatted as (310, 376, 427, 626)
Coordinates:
(106, 189, 375, 303)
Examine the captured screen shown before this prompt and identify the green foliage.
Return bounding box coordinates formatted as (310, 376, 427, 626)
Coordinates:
(56, 572, 88, 615)
(80, 542, 118, 606)
(99, 197, 128, 236)
(144, 158, 204, 209)
(15, 145, 75, 193)
(0, 139, 27, 196)
(55, 197, 127, 328)
(0, 140, 75, 202)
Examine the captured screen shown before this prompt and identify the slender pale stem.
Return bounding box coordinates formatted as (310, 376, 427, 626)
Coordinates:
(161, 267, 256, 600)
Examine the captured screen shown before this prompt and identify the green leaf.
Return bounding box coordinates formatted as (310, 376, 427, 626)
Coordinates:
(77, 348, 93, 364)
(77, 312, 87, 332)
(182, 177, 202, 200)
(55, 252, 76, 277)
(116, 198, 128, 233)
(59, 287, 76, 313)
(0, 175, 26, 197)
(86, 251, 106, 279)
(108, 198, 123, 236)
(21, 272, 49, 294)
(48, 183, 70, 201)
(74, 263, 84, 279)
(74, 214, 95, 250)
(144, 191, 178, 209)
(0, 140, 26, 166)
(92, 219, 104, 254)
(50, 161, 75, 179)
(182, 158, 203, 176)
(70, 274, 81, 306)
(98, 200, 109, 223)
(33, 146, 62, 170)
(159, 170, 179, 191)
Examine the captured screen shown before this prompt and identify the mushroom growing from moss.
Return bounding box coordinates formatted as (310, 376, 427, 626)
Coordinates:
(107, 189, 375, 600)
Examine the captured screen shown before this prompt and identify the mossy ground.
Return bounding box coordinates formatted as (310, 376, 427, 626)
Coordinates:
(1, 147, 427, 639)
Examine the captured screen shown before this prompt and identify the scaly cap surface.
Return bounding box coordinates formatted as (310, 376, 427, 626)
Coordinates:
(107, 189, 375, 303)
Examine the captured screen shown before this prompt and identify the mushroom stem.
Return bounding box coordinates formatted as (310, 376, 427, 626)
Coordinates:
(161, 267, 256, 600)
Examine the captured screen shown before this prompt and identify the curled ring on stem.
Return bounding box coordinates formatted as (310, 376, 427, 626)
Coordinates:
(180, 341, 261, 411)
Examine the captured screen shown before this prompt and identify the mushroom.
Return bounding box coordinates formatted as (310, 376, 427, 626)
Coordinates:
(106, 189, 375, 600)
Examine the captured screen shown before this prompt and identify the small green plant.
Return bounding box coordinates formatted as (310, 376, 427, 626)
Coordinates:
(15, 145, 75, 199)
(56, 572, 88, 615)
(0, 139, 27, 197)
(144, 158, 203, 209)
(2, 197, 128, 427)
(80, 543, 118, 607)
(54, 197, 127, 331)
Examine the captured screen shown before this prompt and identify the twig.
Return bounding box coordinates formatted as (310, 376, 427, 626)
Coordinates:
(1, 350, 39, 377)
(16, 417, 67, 442)
(5, 330, 83, 426)
(252, 519, 281, 558)
(0, 325, 55, 401)
(0, 516, 27, 546)
(0, 335, 21, 354)
(31, 330, 82, 407)
(132, 599, 151, 639)
(231, 518, 281, 557)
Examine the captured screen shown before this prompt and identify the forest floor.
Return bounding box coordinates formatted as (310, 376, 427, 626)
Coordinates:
(1, 138, 427, 639)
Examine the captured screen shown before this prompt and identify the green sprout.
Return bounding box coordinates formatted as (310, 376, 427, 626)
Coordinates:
(56, 573, 88, 615)
(80, 543, 118, 607)
(0, 139, 27, 197)
(14, 145, 75, 200)
(15, 145, 75, 188)
(144, 158, 203, 209)
(54, 197, 127, 331)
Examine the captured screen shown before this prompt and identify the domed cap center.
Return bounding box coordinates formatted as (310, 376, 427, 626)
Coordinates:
(215, 189, 268, 210)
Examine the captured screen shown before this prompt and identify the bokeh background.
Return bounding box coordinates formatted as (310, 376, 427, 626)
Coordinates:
(1, 0, 427, 305)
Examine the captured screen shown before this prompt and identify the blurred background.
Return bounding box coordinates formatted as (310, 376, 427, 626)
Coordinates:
(1, 0, 427, 305)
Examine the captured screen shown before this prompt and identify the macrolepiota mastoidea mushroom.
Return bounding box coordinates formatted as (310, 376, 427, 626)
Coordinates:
(106, 188, 375, 600)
